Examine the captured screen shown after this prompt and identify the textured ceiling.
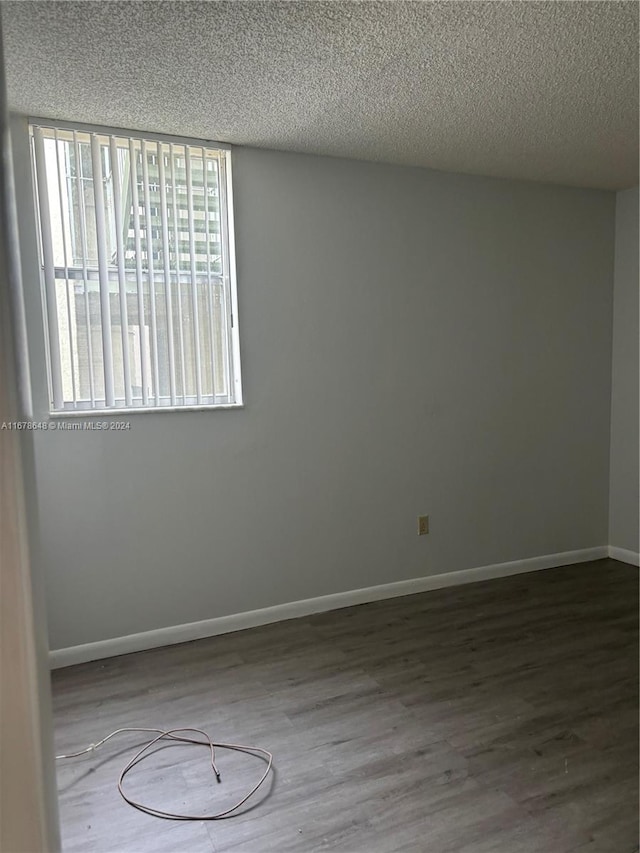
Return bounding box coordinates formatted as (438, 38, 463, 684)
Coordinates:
(2, 0, 638, 190)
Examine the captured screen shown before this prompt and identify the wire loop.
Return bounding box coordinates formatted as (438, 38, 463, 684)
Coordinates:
(56, 727, 273, 820)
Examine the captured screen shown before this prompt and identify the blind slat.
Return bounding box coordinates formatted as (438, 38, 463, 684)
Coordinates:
(218, 154, 233, 401)
(140, 139, 161, 406)
(202, 154, 218, 396)
(157, 142, 177, 406)
(109, 137, 132, 407)
(169, 143, 188, 402)
(186, 147, 203, 404)
(53, 128, 79, 408)
(129, 139, 150, 406)
(73, 130, 97, 406)
(90, 133, 116, 407)
(32, 127, 64, 410)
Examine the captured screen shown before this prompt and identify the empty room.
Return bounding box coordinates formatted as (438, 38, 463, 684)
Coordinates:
(1, 1, 638, 852)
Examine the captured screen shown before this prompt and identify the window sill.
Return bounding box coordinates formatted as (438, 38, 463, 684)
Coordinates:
(47, 403, 244, 418)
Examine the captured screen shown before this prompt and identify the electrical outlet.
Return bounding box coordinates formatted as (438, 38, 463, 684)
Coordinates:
(418, 515, 429, 536)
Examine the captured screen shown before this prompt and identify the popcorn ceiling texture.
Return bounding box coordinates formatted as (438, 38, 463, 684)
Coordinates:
(2, 0, 638, 190)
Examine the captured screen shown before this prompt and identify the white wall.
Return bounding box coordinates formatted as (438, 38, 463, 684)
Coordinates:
(12, 115, 617, 651)
(609, 187, 639, 556)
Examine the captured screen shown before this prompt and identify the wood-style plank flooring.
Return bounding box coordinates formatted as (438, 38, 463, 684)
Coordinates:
(52, 559, 639, 852)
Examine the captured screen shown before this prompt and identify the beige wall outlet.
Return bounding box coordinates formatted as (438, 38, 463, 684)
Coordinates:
(418, 515, 429, 535)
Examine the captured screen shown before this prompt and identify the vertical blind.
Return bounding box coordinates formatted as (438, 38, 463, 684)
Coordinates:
(30, 122, 241, 412)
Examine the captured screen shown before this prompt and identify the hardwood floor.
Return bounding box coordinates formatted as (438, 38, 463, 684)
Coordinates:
(51, 559, 639, 853)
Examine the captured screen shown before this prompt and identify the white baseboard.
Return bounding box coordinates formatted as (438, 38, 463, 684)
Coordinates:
(49, 546, 609, 669)
(608, 545, 640, 566)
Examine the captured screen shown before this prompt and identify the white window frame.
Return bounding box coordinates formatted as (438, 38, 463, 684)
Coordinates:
(29, 118, 243, 415)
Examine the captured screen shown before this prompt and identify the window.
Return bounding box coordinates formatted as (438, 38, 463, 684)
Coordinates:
(30, 121, 242, 412)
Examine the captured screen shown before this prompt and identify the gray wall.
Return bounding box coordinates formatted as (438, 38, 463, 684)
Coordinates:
(11, 115, 616, 651)
(609, 187, 639, 554)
